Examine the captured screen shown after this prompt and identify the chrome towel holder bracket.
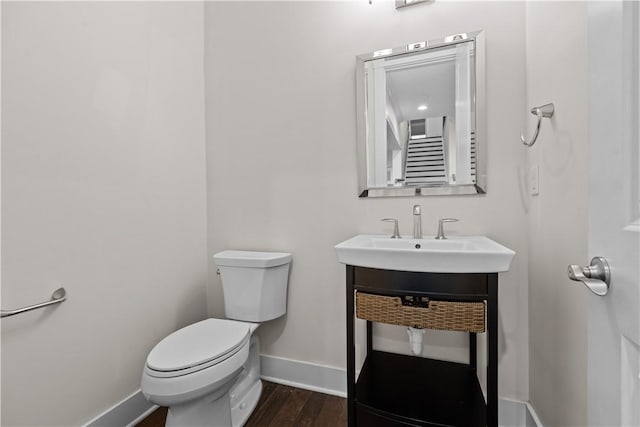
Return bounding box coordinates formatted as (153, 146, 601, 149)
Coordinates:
(520, 103, 554, 147)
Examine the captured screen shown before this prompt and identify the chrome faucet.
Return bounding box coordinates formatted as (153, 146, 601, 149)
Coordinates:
(413, 205, 422, 239)
(436, 218, 459, 239)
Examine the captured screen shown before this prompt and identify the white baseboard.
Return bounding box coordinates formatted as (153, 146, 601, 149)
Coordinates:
(499, 397, 527, 427)
(260, 354, 347, 397)
(526, 402, 545, 427)
(84, 389, 157, 427)
(499, 397, 546, 427)
(85, 354, 543, 427)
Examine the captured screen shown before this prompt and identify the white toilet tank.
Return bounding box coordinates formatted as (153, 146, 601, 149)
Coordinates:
(213, 250, 292, 322)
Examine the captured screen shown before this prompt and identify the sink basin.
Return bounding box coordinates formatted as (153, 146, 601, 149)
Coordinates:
(334, 234, 515, 273)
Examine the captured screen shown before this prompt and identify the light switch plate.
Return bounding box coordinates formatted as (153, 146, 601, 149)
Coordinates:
(530, 165, 539, 196)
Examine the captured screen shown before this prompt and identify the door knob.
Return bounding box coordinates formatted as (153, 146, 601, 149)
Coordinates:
(567, 257, 611, 296)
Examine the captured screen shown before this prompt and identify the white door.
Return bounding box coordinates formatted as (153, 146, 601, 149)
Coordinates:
(586, 2, 640, 425)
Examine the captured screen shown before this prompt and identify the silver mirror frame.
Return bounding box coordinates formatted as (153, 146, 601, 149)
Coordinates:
(355, 30, 486, 198)
(395, 0, 434, 9)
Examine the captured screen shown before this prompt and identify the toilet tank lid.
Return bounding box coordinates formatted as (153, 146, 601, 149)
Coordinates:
(214, 250, 292, 268)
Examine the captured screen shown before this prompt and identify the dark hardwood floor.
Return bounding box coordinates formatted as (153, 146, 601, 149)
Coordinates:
(136, 381, 347, 427)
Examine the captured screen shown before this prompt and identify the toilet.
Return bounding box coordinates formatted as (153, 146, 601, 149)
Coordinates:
(141, 250, 292, 427)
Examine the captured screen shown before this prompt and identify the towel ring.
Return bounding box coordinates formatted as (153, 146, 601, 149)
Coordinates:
(520, 103, 554, 147)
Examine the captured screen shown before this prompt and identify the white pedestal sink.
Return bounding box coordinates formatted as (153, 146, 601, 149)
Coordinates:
(334, 234, 515, 273)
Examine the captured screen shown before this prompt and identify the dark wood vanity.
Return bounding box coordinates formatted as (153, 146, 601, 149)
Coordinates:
(345, 265, 499, 427)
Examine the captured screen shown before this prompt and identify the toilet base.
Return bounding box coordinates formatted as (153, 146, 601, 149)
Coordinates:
(231, 379, 261, 427)
(166, 385, 234, 427)
(164, 334, 262, 427)
(230, 334, 262, 426)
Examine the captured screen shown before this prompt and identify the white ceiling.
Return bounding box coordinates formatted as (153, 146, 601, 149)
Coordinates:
(386, 59, 456, 123)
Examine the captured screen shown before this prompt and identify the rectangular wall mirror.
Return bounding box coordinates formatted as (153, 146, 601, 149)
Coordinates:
(355, 30, 486, 197)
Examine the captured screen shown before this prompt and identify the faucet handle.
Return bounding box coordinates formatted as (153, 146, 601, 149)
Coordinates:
(436, 218, 459, 240)
(439, 218, 459, 223)
(381, 218, 401, 239)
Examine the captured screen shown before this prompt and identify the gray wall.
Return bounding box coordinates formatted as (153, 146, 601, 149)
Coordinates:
(205, 1, 530, 401)
(525, 2, 588, 425)
(0, 2, 594, 424)
(1, 3, 208, 425)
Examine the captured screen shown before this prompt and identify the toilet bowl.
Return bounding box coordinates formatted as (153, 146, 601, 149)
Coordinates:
(141, 250, 292, 427)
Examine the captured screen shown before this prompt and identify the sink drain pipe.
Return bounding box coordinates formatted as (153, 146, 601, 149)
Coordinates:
(407, 327, 425, 355)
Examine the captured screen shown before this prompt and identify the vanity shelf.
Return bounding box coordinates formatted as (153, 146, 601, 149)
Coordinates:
(356, 351, 486, 426)
(345, 265, 499, 427)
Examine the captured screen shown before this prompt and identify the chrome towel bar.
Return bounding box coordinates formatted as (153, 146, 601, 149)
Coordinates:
(520, 103, 554, 147)
(1, 287, 67, 318)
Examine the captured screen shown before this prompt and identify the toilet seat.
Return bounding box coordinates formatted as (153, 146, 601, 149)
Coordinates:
(146, 319, 251, 378)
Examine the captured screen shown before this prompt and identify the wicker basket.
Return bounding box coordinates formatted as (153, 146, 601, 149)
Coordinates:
(355, 292, 485, 333)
